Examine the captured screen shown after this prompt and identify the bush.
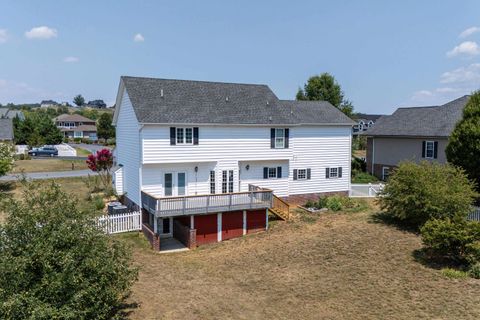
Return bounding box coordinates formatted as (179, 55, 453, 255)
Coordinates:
(352, 157, 367, 173)
(317, 196, 327, 209)
(352, 171, 378, 184)
(305, 199, 315, 208)
(73, 137, 82, 143)
(468, 262, 480, 279)
(93, 195, 105, 211)
(378, 161, 477, 228)
(326, 196, 343, 211)
(0, 181, 137, 318)
(441, 268, 468, 279)
(420, 218, 480, 262)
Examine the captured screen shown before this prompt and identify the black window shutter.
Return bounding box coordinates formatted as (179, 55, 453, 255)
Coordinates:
(422, 141, 426, 158)
(277, 166, 282, 178)
(293, 169, 298, 180)
(325, 168, 330, 179)
(263, 167, 268, 179)
(193, 127, 199, 145)
(307, 168, 311, 180)
(284, 128, 289, 148)
(270, 128, 275, 148)
(338, 167, 343, 178)
(434, 141, 438, 159)
(170, 127, 176, 145)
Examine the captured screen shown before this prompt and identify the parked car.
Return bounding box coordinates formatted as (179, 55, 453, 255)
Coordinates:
(28, 146, 59, 157)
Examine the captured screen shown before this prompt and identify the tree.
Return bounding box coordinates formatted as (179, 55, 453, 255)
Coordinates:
(97, 113, 115, 140)
(13, 113, 62, 146)
(0, 181, 137, 318)
(73, 94, 85, 107)
(446, 91, 480, 190)
(378, 161, 477, 228)
(0, 143, 14, 176)
(86, 149, 114, 190)
(296, 73, 355, 116)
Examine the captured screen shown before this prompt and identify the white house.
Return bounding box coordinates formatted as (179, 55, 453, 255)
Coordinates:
(113, 76, 354, 250)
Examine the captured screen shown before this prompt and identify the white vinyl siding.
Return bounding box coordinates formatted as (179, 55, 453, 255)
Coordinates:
(115, 90, 141, 205)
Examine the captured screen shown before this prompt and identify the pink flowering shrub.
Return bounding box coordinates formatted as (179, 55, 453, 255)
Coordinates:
(86, 149, 113, 190)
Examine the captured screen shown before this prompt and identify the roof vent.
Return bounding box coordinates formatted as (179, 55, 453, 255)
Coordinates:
(269, 116, 272, 122)
(226, 96, 229, 102)
(160, 89, 164, 98)
(266, 101, 269, 105)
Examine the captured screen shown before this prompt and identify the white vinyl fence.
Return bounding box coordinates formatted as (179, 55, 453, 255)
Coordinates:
(467, 207, 480, 222)
(96, 211, 141, 234)
(350, 183, 384, 198)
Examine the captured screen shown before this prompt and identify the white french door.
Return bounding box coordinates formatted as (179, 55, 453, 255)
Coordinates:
(164, 172, 187, 197)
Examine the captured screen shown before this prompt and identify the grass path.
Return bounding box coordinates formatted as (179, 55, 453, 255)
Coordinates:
(13, 159, 88, 173)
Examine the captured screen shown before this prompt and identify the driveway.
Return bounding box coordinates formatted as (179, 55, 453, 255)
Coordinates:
(0, 170, 97, 181)
(69, 143, 112, 154)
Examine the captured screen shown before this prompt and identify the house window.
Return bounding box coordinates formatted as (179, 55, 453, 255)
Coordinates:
(74, 131, 83, 138)
(176, 128, 184, 144)
(382, 167, 390, 181)
(210, 170, 216, 194)
(425, 141, 434, 159)
(325, 167, 342, 179)
(297, 169, 307, 180)
(175, 127, 194, 144)
(268, 167, 277, 178)
(185, 128, 193, 144)
(275, 128, 285, 148)
(228, 170, 233, 193)
(222, 170, 234, 193)
(329, 167, 338, 178)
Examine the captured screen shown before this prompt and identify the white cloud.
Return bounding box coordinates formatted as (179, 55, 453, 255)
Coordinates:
(25, 26, 58, 40)
(0, 29, 8, 43)
(460, 26, 480, 38)
(0, 79, 70, 104)
(446, 41, 480, 57)
(63, 56, 79, 63)
(440, 63, 480, 84)
(133, 33, 144, 42)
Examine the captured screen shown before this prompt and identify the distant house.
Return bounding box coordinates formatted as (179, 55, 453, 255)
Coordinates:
(40, 100, 59, 108)
(365, 95, 469, 180)
(87, 100, 107, 108)
(53, 114, 97, 141)
(352, 113, 383, 134)
(0, 118, 14, 142)
(0, 108, 25, 120)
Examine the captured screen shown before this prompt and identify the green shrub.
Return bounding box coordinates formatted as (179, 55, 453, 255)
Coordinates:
(326, 196, 343, 211)
(93, 195, 105, 211)
(378, 161, 477, 228)
(468, 262, 480, 279)
(305, 199, 315, 208)
(420, 218, 480, 262)
(352, 171, 378, 184)
(73, 137, 82, 143)
(441, 268, 468, 279)
(317, 196, 327, 209)
(351, 157, 366, 173)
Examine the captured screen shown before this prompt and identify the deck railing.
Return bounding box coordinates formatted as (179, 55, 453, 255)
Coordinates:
(141, 187, 273, 217)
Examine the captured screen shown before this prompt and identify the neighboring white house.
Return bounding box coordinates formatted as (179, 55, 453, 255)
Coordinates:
(113, 76, 354, 249)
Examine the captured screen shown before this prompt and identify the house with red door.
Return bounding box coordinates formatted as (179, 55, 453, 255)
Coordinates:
(113, 76, 354, 251)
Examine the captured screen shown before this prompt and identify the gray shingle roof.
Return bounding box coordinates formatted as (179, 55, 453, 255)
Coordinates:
(366, 95, 470, 137)
(120, 76, 354, 125)
(53, 114, 96, 123)
(0, 118, 13, 141)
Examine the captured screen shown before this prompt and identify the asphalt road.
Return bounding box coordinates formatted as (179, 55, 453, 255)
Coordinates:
(69, 143, 112, 154)
(0, 169, 97, 181)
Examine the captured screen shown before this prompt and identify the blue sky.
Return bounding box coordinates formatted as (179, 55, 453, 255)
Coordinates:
(0, 0, 479, 114)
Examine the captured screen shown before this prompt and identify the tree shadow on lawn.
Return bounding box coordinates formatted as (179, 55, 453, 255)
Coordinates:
(368, 210, 419, 234)
(412, 248, 468, 272)
(0, 181, 15, 193)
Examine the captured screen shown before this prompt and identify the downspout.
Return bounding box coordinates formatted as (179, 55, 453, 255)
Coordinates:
(371, 138, 375, 174)
(139, 124, 144, 225)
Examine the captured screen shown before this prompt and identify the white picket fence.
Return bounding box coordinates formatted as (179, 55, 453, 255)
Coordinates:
(96, 211, 141, 234)
(350, 183, 385, 198)
(467, 207, 480, 222)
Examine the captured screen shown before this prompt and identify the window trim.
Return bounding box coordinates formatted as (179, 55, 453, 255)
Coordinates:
(275, 128, 285, 149)
(297, 169, 307, 180)
(329, 167, 338, 178)
(175, 127, 194, 145)
(210, 170, 216, 194)
(268, 167, 277, 179)
(382, 167, 390, 181)
(425, 140, 435, 159)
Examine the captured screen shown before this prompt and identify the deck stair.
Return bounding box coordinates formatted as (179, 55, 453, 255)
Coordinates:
(269, 195, 290, 221)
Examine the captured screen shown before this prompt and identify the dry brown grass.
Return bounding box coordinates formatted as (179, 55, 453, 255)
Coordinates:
(117, 205, 480, 320)
(13, 159, 88, 173)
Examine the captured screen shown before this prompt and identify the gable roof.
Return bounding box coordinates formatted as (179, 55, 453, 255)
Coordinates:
(354, 113, 383, 122)
(118, 76, 354, 126)
(0, 118, 13, 140)
(366, 95, 470, 137)
(0, 108, 24, 120)
(53, 114, 96, 123)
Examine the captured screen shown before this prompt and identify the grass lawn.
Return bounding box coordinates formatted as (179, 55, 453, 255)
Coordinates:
(117, 203, 480, 319)
(74, 147, 92, 156)
(13, 159, 88, 173)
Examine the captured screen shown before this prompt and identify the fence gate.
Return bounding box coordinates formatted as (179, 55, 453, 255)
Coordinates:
(96, 211, 141, 234)
(468, 207, 480, 222)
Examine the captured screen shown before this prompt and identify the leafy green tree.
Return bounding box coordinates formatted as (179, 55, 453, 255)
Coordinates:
(73, 94, 85, 107)
(0, 181, 137, 319)
(97, 113, 115, 140)
(57, 105, 69, 115)
(0, 143, 14, 176)
(296, 72, 355, 117)
(13, 113, 62, 146)
(446, 91, 480, 190)
(378, 161, 477, 228)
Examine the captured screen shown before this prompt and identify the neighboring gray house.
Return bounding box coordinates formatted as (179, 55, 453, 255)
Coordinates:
(365, 95, 469, 180)
(53, 114, 97, 140)
(352, 113, 383, 135)
(0, 118, 14, 141)
(0, 108, 25, 120)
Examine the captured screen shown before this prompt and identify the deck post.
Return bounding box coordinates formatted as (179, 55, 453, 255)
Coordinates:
(206, 195, 210, 213)
(228, 193, 232, 210)
(182, 197, 186, 215)
(250, 191, 253, 209)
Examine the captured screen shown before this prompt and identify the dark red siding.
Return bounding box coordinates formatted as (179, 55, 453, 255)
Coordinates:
(222, 211, 243, 240)
(247, 209, 266, 234)
(195, 214, 217, 246)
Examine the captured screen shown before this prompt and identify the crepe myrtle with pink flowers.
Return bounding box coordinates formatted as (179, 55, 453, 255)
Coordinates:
(86, 148, 113, 189)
